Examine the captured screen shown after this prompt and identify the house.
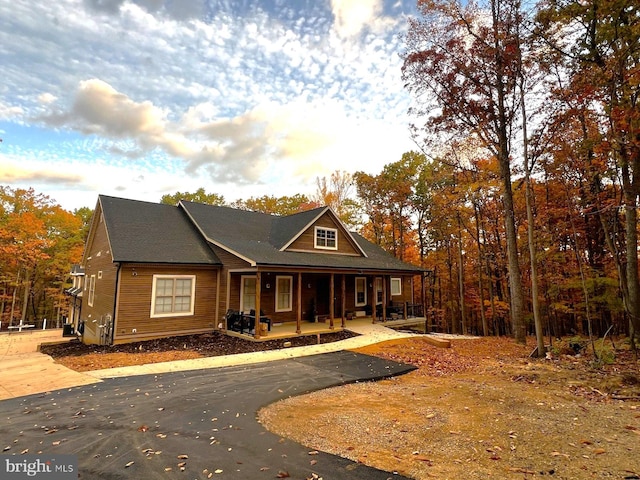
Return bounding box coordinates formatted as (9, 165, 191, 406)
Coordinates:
(74, 195, 424, 345)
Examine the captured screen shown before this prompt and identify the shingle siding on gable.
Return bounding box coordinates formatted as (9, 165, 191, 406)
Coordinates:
(286, 212, 360, 255)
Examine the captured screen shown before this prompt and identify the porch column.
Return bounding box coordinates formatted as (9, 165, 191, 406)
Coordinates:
(341, 274, 346, 328)
(254, 271, 261, 339)
(296, 272, 302, 334)
(404, 278, 409, 319)
(329, 273, 335, 330)
(370, 277, 376, 323)
(384, 275, 389, 321)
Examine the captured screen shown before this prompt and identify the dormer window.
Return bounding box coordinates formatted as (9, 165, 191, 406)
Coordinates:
(315, 226, 337, 250)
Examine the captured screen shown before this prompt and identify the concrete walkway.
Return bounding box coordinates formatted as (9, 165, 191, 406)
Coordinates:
(0, 323, 421, 400)
(88, 322, 419, 379)
(0, 329, 98, 400)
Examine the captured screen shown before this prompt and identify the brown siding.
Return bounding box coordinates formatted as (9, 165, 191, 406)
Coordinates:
(286, 213, 360, 255)
(81, 212, 118, 344)
(209, 245, 252, 324)
(114, 264, 218, 344)
(226, 272, 311, 323)
(223, 271, 419, 327)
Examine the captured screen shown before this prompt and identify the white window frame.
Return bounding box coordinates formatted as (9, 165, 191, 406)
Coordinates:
(314, 226, 338, 250)
(355, 277, 367, 307)
(275, 275, 293, 312)
(390, 277, 402, 296)
(87, 275, 96, 307)
(150, 275, 196, 318)
(240, 275, 257, 313)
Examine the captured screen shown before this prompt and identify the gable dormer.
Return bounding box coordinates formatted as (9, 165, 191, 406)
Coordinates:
(282, 208, 365, 257)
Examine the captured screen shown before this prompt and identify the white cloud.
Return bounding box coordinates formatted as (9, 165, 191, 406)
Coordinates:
(38, 93, 58, 104)
(0, 102, 24, 121)
(0, 161, 83, 185)
(330, 0, 384, 37)
(0, 0, 417, 211)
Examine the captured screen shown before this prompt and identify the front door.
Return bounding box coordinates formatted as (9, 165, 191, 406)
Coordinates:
(316, 275, 330, 316)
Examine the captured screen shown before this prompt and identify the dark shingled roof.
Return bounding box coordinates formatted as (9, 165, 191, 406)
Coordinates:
(99, 195, 220, 265)
(180, 201, 422, 273)
(96, 195, 421, 273)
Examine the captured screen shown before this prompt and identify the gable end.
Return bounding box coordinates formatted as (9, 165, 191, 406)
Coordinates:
(283, 209, 365, 256)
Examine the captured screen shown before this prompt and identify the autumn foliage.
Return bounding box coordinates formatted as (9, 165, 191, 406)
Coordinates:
(0, 187, 87, 328)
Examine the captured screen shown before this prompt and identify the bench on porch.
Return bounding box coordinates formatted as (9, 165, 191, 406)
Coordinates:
(225, 309, 271, 335)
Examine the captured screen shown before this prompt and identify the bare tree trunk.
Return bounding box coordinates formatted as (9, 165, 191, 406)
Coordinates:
(20, 268, 30, 324)
(520, 82, 544, 355)
(492, 0, 525, 344)
(457, 214, 466, 334)
(624, 199, 640, 335)
(475, 204, 489, 336)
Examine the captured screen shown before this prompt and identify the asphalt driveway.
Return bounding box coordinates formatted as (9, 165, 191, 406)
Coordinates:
(0, 351, 415, 479)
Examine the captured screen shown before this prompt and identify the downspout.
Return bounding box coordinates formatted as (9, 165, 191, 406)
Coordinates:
(111, 263, 121, 345)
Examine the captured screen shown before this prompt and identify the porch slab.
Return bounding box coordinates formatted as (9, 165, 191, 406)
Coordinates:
(226, 315, 430, 342)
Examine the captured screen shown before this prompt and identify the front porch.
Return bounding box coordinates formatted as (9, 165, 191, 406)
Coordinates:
(224, 315, 429, 342)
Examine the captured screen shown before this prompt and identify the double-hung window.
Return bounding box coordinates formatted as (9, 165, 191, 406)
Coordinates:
(315, 227, 337, 250)
(390, 278, 402, 296)
(151, 275, 195, 317)
(375, 277, 383, 305)
(240, 276, 257, 313)
(276, 276, 293, 312)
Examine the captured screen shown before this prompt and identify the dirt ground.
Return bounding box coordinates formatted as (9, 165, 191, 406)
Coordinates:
(260, 336, 640, 480)
(43, 333, 640, 479)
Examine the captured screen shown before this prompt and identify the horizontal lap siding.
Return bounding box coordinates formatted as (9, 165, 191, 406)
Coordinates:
(287, 214, 361, 255)
(114, 264, 218, 344)
(210, 245, 251, 323)
(82, 212, 118, 344)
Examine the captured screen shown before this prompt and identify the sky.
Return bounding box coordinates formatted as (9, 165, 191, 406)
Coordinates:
(0, 0, 419, 211)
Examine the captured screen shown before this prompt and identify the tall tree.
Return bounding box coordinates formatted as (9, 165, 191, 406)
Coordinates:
(403, 0, 528, 342)
(313, 170, 360, 229)
(536, 0, 640, 336)
(354, 154, 422, 262)
(0, 187, 84, 325)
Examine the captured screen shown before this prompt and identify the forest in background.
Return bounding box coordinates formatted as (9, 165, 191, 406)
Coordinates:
(1, 0, 638, 351)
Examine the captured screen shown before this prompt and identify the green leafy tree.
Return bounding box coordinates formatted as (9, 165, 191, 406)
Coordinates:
(231, 194, 318, 216)
(160, 188, 225, 206)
